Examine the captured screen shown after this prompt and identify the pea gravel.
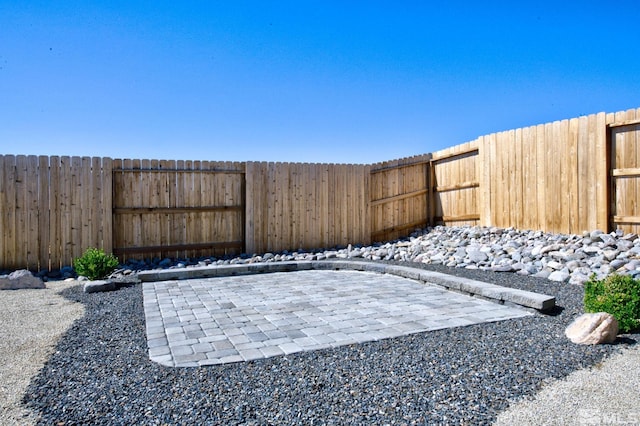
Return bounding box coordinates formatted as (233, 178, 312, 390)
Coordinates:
(0, 280, 84, 426)
(20, 260, 638, 425)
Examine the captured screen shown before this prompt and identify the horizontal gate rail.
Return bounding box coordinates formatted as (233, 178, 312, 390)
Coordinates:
(113, 206, 242, 214)
(113, 241, 243, 256)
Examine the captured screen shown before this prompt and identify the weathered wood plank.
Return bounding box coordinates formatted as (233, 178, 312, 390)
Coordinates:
(2, 156, 17, 268)
(102, 158, 113, 255)
(37, 156, 50, 270)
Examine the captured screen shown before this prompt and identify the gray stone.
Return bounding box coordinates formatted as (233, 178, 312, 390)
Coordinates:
(0, 269, 46, 290)
(610, 259, 627, 270)
(533, 270, 551, 279)
(624, 260, 640, 271)
(548, 270, 570, 282)
(616, 239, 634, 251)
(159, 258, 173, 267)
(546, 260, 564, 270)
(569, 272, 590, 285)
(488, 265, 514, 272)
(466, 250, 488, 263)
(602, 249, 619, 261)
(540, 244, 563, 255)
(565, 260, 580, 272)
(582, 246, 601, 255)
(565, 312, 618, 345)
(598, 233, 617, 246)
(530, 245, 545, 257)
(84, 280, 117, 293)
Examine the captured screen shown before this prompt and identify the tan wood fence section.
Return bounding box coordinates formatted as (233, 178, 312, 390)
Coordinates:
(245, 162, 371, 254)
(0, 156, 112, 271)
(430, 141, 480, 227)
(3, 106, 640, 270)
(112, 159, 245, 261)
(609, 108, 640, 234)
(478, 112, 609, 233)
(369, 154, 430, 242)
(475, 107, 640, 234)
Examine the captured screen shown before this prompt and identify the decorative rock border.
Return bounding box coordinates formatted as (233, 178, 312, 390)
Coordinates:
(137, 260, 555, 311)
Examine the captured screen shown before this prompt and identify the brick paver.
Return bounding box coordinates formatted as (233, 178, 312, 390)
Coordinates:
(143, 270, 532, 367)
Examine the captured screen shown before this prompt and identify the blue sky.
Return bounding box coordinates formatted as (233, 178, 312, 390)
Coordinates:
(1, 1, 639, 164)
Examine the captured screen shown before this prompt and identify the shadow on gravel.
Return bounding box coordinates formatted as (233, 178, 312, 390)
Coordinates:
(614, 336, 638, 345)
(540, 305, 564, 316)
(22, 263, 639, 425)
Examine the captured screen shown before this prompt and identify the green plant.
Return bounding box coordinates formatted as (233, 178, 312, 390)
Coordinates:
(73, 248, 119, 281)
(584, 273, 640, 333)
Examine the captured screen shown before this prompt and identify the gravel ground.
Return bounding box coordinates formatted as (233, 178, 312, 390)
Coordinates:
(17, 261, 638, 425)
(494, 344, 640, 425)
(0, 280, 84, 426)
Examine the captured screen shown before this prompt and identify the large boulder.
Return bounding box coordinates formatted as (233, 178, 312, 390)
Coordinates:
(0, 269, 46, 290)
(565, 312, 619, 345)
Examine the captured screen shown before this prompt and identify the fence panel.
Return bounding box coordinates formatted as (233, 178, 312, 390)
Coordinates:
(245, 161, 370, 254)
(0, 155, 111, 271)
(370, 154, 430, 242)
(479, 112, 608, 234)
(112, 160, 245, 261)
(430, 141, 479, 227)
(609, 107, 640, 234)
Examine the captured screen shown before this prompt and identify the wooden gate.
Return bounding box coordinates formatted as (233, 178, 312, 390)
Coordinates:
(112, 159, 245, 261)
(430, 141, 480, 226)
(370, 155, 430, 243)
(609, 116, 640, 234)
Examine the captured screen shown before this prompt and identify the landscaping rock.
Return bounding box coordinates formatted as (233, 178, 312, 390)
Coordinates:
(565, 312, 619, 345)
(83, 280, 117, 293)
(0, 269, 46, 290)
(548, 270, 570, 282)
(101, 225, 640, 288)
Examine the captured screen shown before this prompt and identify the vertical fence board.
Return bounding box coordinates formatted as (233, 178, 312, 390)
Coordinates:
(89, 157, 100, 252)
(79, 157, 90, 253)
(244, 162, 257, 255)
(577, 116, 590, 233)
(512, 129, 522, 229)
(25, 156, 39, 270)
(37, 156, 50, 270)
(48, 156, 62, 269)
(568, 118, 579, 233)
(174, 160, 186, 258)
(14, 156, 27, 268)
(58, 157, 71, 266)
(633, 108, 640, 235)
(102, 158, 113, 254)
(595, 112, 609, 231)
(3, 156, 17, 269)
(0, 157, 5, 269)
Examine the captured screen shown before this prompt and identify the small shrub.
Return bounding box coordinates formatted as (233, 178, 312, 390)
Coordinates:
(584, 273, 640, 333)
(73, 248, 119, 281)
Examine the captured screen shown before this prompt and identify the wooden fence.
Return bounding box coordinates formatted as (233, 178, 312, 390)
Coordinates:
(608, 108, 640, 234)
(0, 156, 112, 271)
(430, 141, 480, 227)
(245, 162, 371, 255)
(112, 159, 245, 260)
(1, 106, 639, 271)
(477, 106, 640, 234)
(370, 154, 430, 242)
(478, 112, 608, 233)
